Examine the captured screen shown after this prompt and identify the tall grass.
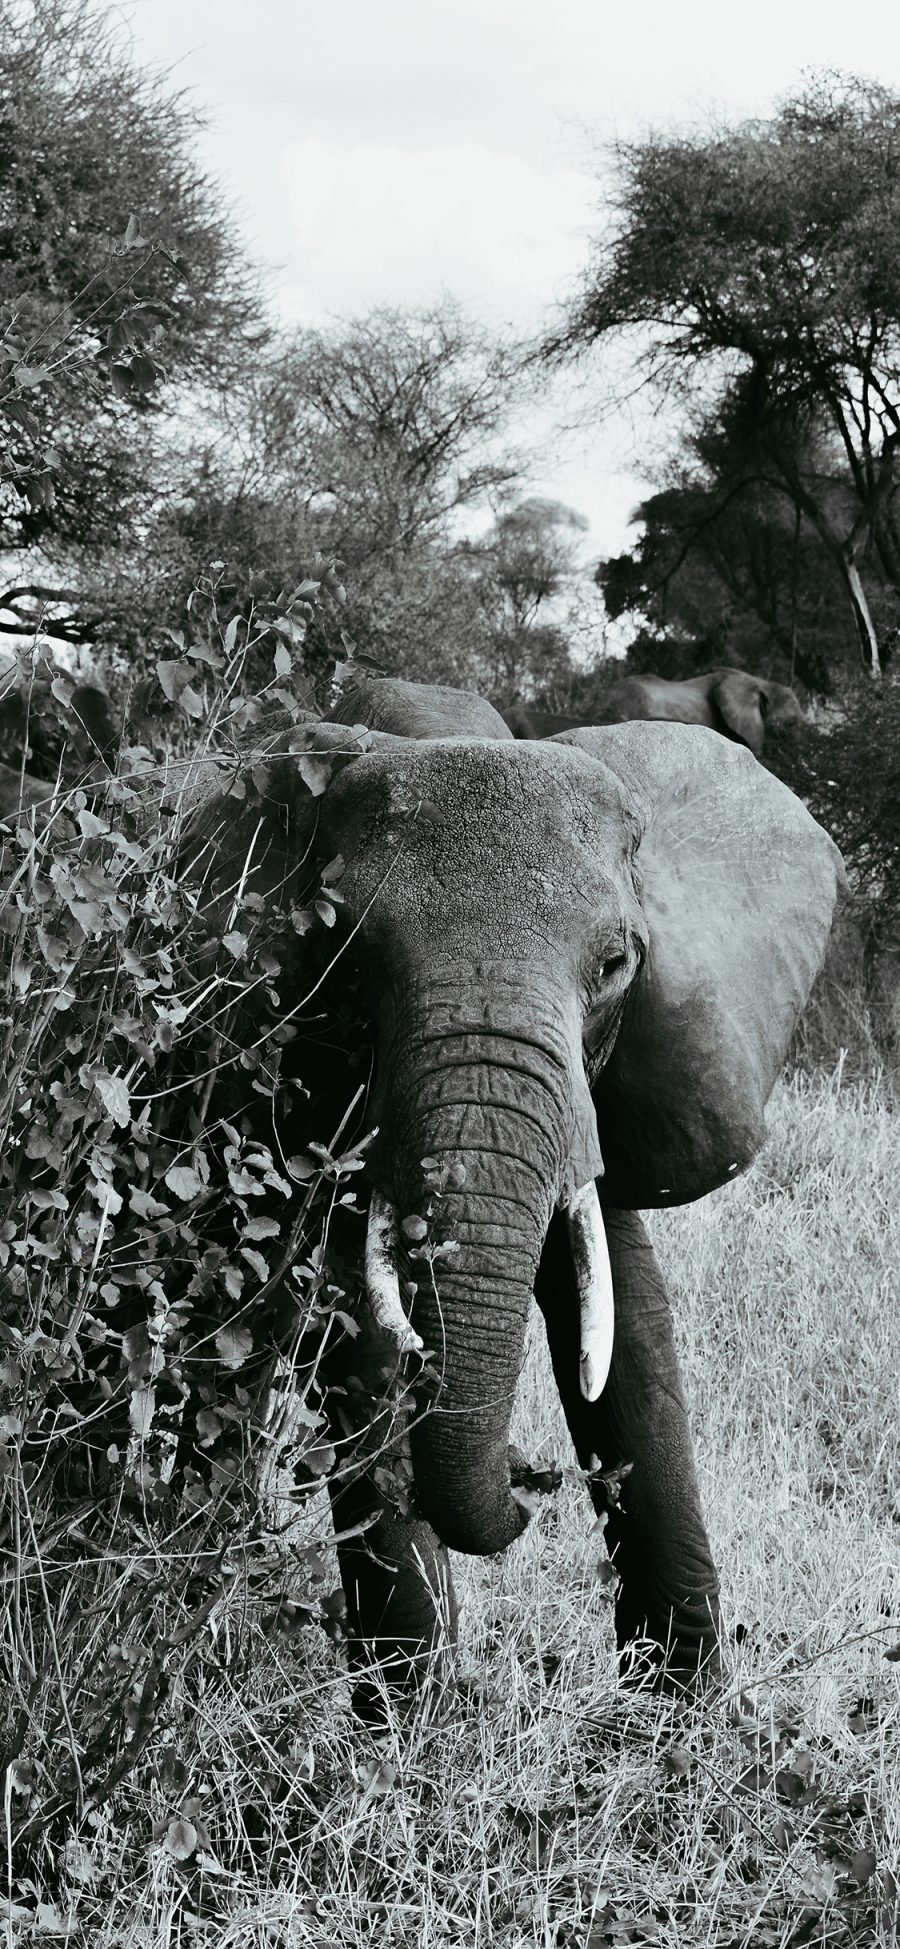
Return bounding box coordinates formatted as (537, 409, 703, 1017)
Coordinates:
(5, 1070, 896, 1947)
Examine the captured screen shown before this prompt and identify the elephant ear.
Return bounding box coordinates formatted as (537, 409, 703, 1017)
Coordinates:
(557, 723, 844, 1208)
(710, 671, 766, 756)
(328, 671, 513, 741)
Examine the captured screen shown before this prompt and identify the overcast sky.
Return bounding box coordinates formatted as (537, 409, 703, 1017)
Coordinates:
(131, 0, 900, 558)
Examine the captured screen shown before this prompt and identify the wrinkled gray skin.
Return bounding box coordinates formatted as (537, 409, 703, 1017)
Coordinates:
(505, 668, 804, 760)
(0, 680, 118, 778)
(0, 682, 123, 820)
(0, 761, 48, 818)
(186, 673, 843, 1712)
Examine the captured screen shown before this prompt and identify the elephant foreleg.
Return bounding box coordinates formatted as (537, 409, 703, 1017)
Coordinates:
(535, 1206, 721, 1687)
(323, 1341, 458, 1719)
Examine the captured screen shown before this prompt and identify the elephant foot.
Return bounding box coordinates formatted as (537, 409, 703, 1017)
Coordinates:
(349, 1652, 459, 1727)
(617, 1627, 723, 1700)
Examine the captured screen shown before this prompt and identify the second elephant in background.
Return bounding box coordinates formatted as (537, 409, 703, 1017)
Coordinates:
(504, 668, 803, 760)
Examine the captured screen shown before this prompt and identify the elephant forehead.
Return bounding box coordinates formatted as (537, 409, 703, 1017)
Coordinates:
(322, 740, 632, 874)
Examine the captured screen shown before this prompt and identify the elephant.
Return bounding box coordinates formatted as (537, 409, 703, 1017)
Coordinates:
(180, 670, 842, 1711)
(0, 761, 51, 819)
(0, 681, 119, 822)
(0, 675, 170, 819)
(0, 677, 119, 779)
(504, 668, 804, 760)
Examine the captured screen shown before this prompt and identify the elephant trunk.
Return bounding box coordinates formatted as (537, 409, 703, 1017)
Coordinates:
(375, 982, 581, 1557)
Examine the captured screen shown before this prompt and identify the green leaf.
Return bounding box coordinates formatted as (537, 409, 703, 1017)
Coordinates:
(215, 1324, 253, 1370)
(129, 352, 157, 392)
(180, 685, 204, 719)
(2, 397, 40, 437)
(357, 1757, 397, 1796)
(240, 1247, 269, 1281)
(28, 1187, 68, 1211)
(242, 1215, 280, 1240)
(156, 658, 203, 711)
(93, 1070, 131, 1128)
(109, 362, 135, 398)
(293, 753, 333, 797)
(164, 1164, 205, 1201)
(129, 1188, 171, 1220)
(287, 1154, 318, 1180)
(850, 1848, 877, 1884)
(77, 807, 109, 838)
(164, 1817, 198, 1861)
(274, 643, 292, 679)
(129, 1387, 155, 1436)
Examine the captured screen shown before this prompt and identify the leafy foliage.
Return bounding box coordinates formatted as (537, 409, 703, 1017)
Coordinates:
(0, 581, 409, 1849)
(137, 316, 601, 705)
(597, 458, 869, 695)
(784, 673, 900, 1047)
(553, 72, 900, 674)
(2, 1073, 897, 1938)
(0, 0, 261, 638)
(147, 304, 527, 689)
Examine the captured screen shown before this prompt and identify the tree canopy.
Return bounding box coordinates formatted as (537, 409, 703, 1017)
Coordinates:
(551, 73, 900, 676)
(0, 0, 260, 616)
(153, 306, 540, 693)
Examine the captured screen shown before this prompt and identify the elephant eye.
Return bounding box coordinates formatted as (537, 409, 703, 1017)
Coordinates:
(599, 950, 628, 980)
(584, 949, 628, 1010)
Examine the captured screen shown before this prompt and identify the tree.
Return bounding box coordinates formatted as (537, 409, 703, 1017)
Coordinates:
(549, 73, 900, 676)
(0, 0, 260, 635)
(148, 305, 526, 691)
(597, 465, 863, 694)
(247, 304, 520, 569)
(462, 496, 590, 699)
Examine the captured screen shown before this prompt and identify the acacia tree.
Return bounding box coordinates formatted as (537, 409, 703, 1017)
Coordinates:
(248, 304, 520, 569)
(597, 431, 875, 694)
(461, 496, 590, 698)
(549, 72, 900, 675)
(0, 0, 260, 644)
(153, 304, 527, 688)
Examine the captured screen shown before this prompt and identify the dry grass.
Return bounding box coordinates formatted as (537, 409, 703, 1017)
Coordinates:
(7, 1068, 900, 1947)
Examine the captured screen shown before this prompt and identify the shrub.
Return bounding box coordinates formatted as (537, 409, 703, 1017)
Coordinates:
(0, 574, 395, 1862)
(778, 676, 900, 1068)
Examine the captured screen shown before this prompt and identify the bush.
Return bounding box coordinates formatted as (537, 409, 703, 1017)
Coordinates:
(0, 578, 397, 1864)
(777, 675, 900, 1067)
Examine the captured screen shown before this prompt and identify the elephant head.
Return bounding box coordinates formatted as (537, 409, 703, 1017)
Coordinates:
(184, 675, 842, 1562)
(0, 674, 118, 780)
(702, 669, 804, 757)
(596, 667, 804, 760)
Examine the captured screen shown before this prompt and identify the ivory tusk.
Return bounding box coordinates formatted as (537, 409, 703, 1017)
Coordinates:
(365, 1188, 424, 1355)
(567, 1181, 614, 1403)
